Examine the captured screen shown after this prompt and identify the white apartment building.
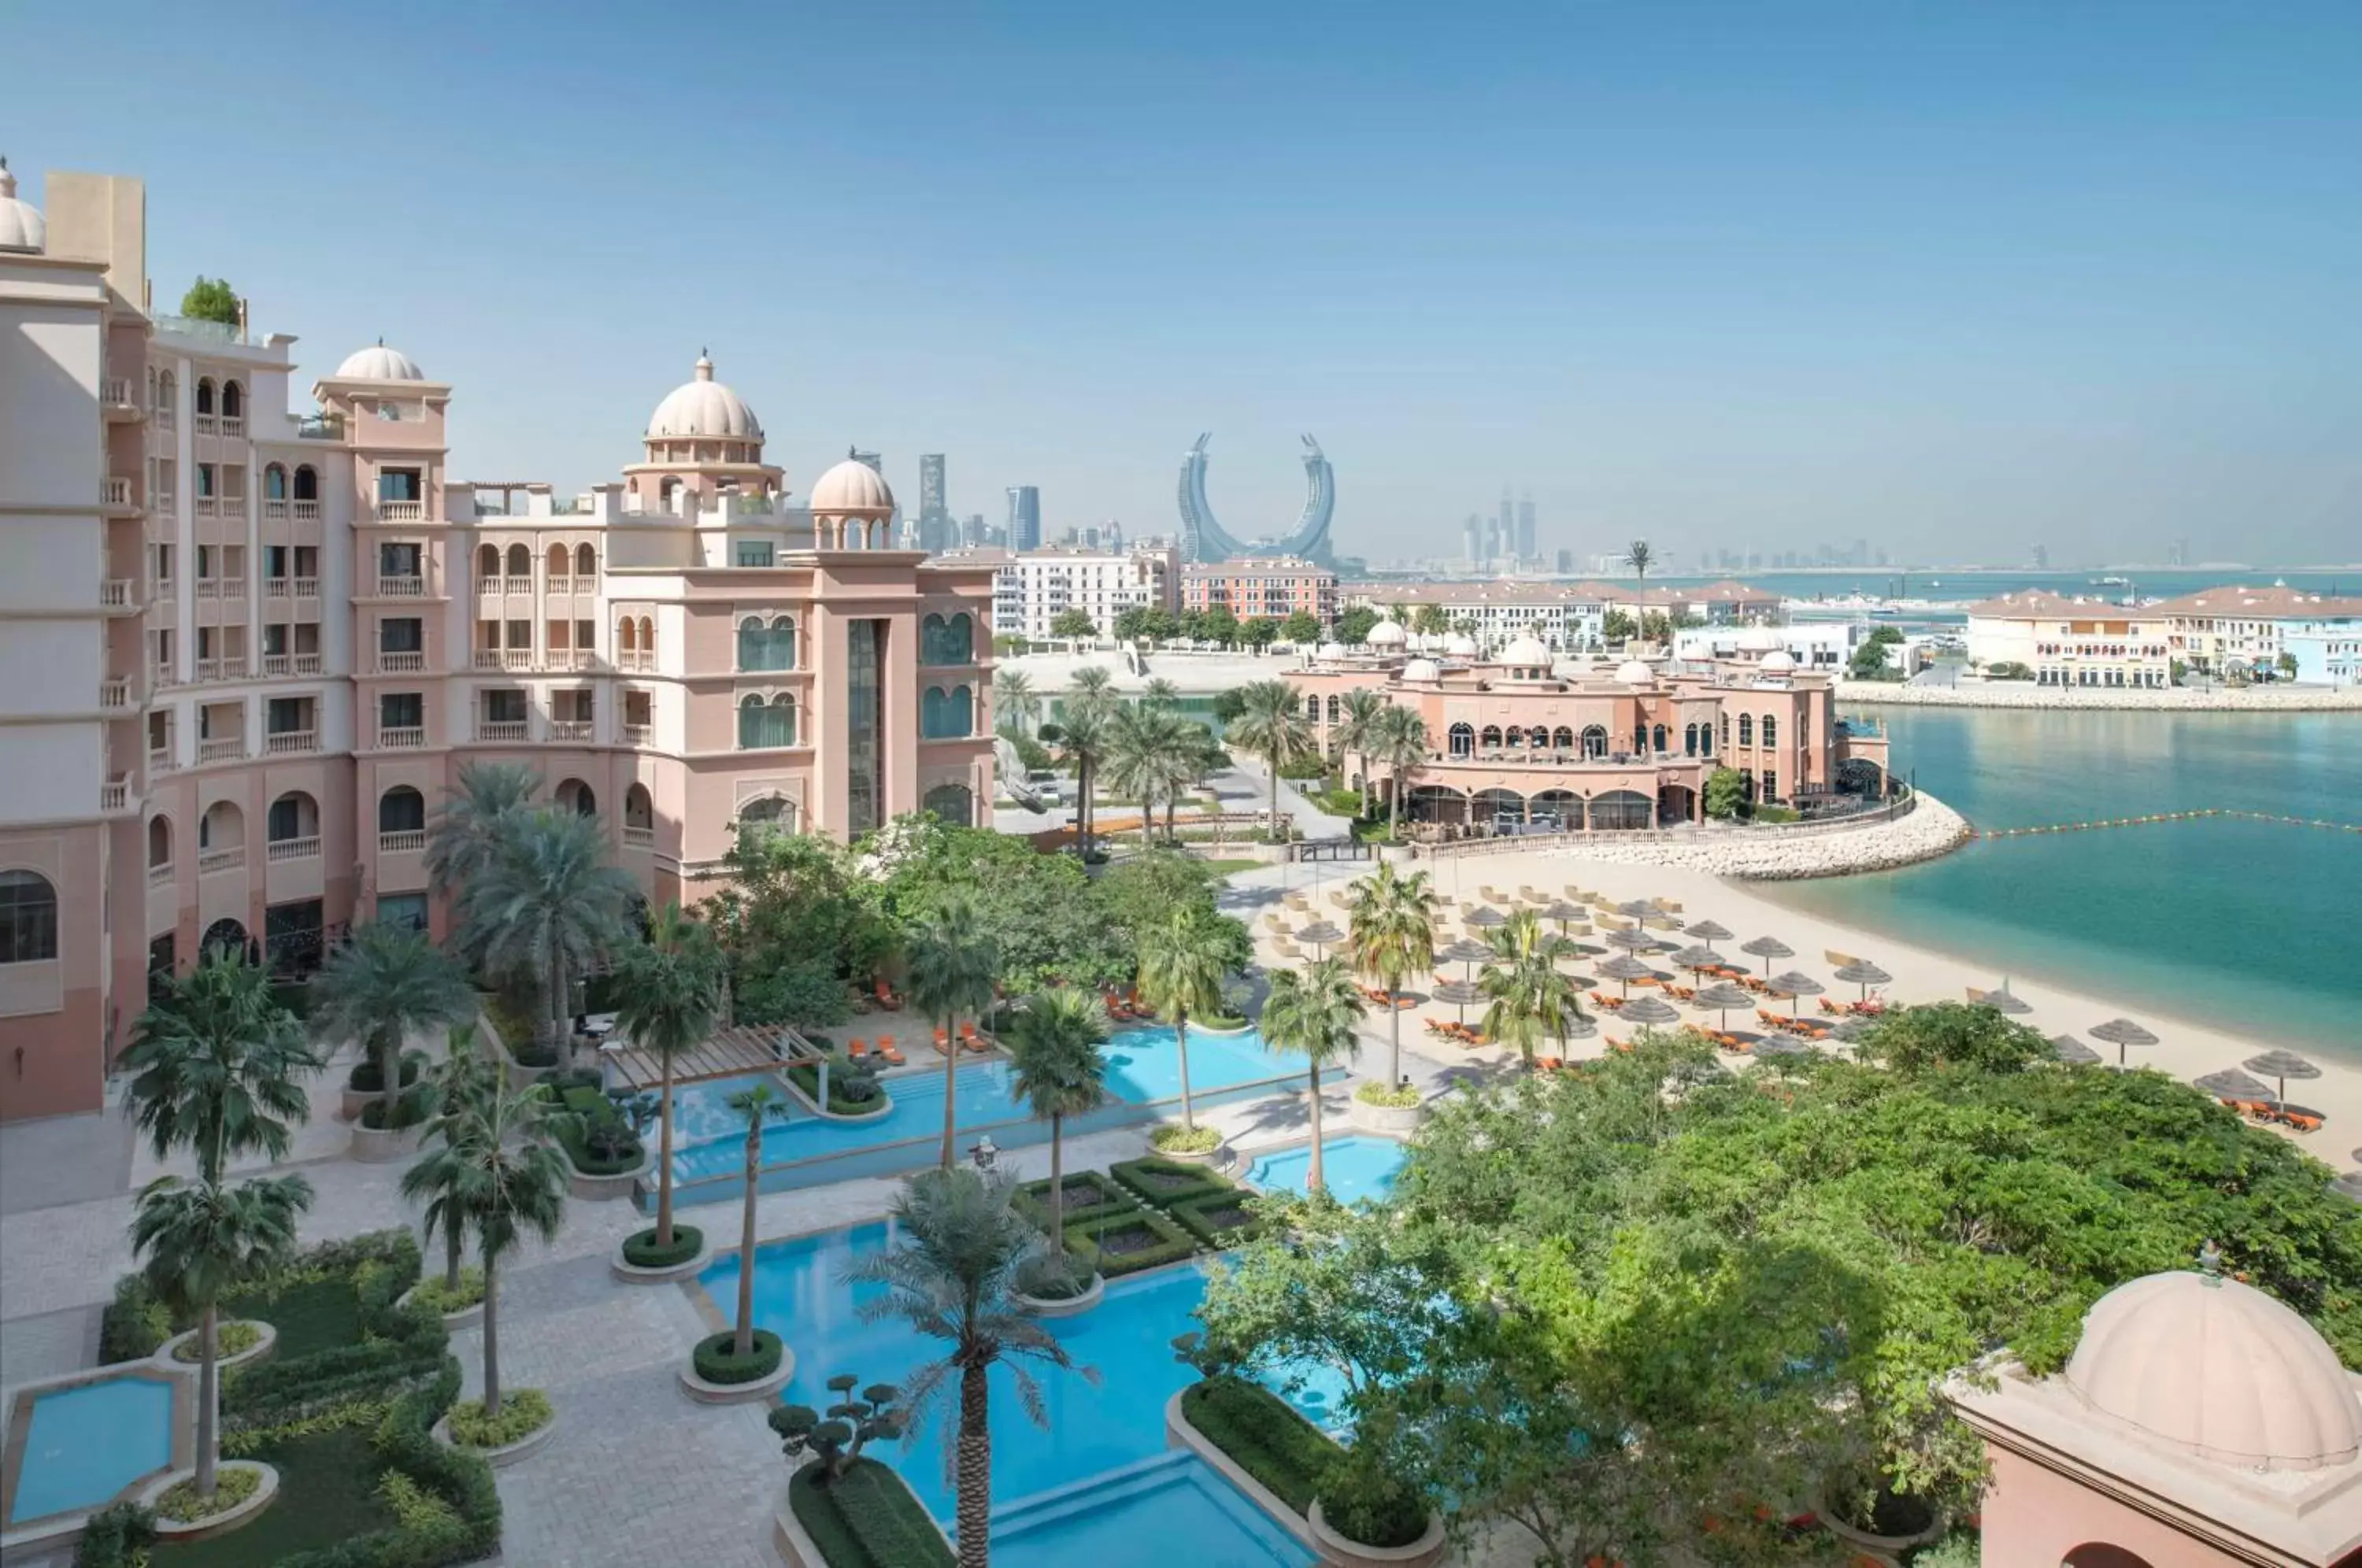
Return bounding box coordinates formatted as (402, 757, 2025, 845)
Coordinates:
(1964, 590, 2171, 687)
(978, 543, 1179, 642)
(1673, 621, 1860, 670)
(2154, 585, 2362, 679)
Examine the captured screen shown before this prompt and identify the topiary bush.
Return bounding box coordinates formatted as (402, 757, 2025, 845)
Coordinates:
(1016, 1172, 1138, 1228)
(1169, 1192, 1265, 1247)
(1109, 1155, 1237, 1208)
(789, 1458, 952, 1568)
(347, 1050, 428, 1094)
(621, 1226, 703, 1268)
(1150, 1122, 1222, 1156)
(359, 1096, 429, 1131)
(1352, 1080, 1421, 1108)
(443, 1388, 553, 1449)
(691, 1329, 784, 1385)
(1062, 1207, 1195, 1278)
(1179, 1375, 1336, 1513)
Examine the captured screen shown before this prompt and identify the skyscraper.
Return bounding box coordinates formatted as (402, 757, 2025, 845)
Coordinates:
(1005, 486, 1042, 552)
(918, 453, 950, 553)
(1464, 513, 1483, 566)
(1498, 487, 1515, 562)
(1516, 493, 1536, 560)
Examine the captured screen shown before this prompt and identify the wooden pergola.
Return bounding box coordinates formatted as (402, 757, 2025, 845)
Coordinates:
(601, 1025, 812, 1092)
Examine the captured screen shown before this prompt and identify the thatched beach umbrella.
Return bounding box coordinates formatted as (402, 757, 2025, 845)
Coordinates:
(1832, 960, 1891, 1000)
(1766, 971, 1825, 1017)
(1595, 953, 1657, 997)
(2243, 1049, 2321, 1107)
(1436, 937, 1493, 978)
(1605, 928, 1659, 955)
(2090, 1016, 2160, 1067)
(1684, 919, 1733, 954)
(1464, 906, 1509, 932)
(1752, 1034, 1815, 1058)
(1431, 978, 1486, 1027)
(1541, 900, 1589, 930)
(1613, 899, 1662, 919)
(1970, 984, 2032, 1016)
(1617, 995, 1683, 1030)
(2194, 1067, 2276, 1103)
(1292, 921, 1345, 960)
(1669, 945, 1722, 976)
(1831, 1015, 1879, 1045)
(2048, 1034, 2102, 1065)
(1741, 935, 1793, 975)
(1692, 982, 1757, 1030)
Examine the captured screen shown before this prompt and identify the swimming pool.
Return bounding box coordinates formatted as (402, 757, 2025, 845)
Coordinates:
(3, 1374, 176, 1525)
(1246, 1135, 1406, 1207)
(992, 1452, 1309, 1566)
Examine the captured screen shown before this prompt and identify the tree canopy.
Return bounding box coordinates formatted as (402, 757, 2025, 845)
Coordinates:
(179, 276, 240, 326)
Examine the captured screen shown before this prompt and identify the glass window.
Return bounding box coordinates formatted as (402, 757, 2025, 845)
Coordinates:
(376, 893, 428, 933)
(0, 871, 59, 963)
(735, 541, 776, 568)
(1761, 715, 1777, 749)
(380, 693, 423, 729)
(379, 542, 421, 578)
(738, 694, 796, 749)
(380, 618, 423, 654)
(1738, 715, 1753, 746)
(379, 787, 426, 833)
(920, 686, 975, 739)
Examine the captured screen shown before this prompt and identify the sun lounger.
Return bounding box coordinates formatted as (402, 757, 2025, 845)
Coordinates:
(846, 1037, 870, 1061)
(2278, 1107, 2324, 1133)
(876, 1040, 906, 1067)
(874, 979, 902, 1010)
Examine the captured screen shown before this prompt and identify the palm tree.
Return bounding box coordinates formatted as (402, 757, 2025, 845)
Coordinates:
(724, 1082, 792, 1356)
(1345, 864, 1438, 1087)
(1371, 706, 1431, 841)
(400, 1026, 498, 1292)
(1333, 689, 1388, 816)
(1068, 665, 1115, 707)
(905, 894, 1001, 1167)
(993, 670, 1038, 736)
(1623, 538, 1655, 634)
(1258, 960, 1366, 1193)
(1053, 698, 1113, 854)
(431, 1078, 570, 1417)
(424, 759, 539, 897)
(131, 1173, 313, 1500)
(613, 906, 723, 1252)
(846, 1167, 1088, 1568)
(1226, 679, 1314, 839)
(1476, 909, 1583, 1067)
(457, 807, 636, 1064)
(1142, 677, 1179, 708)
(120, 946, 318, 1186)
(1001, 989, 1110, 1274)
(309, 920, 475, 1130)
(1105, 703, 1194, 845)
(1134, 907, 1231, 1132)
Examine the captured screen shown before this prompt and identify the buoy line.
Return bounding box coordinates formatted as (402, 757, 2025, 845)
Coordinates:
(1970, 808, 2362, 841)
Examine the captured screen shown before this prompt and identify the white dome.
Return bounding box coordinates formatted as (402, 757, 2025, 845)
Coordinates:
(1500, 635, 1551, 667)
(1366, 616, 1407, 647)
(1316, 642, 1346, 660)
(1616, 660, 1654, 686)
(2065, 1270, 2360, 1471)
(1738, 625, 1782, 653)
(809, 457, 893, 513)
(647, 353, 761, 440)
(1444, 633, 1479, 658)
(0, 160, 45, 253)
(335, 342, 423, 381)
(1759, 650, 1797, 673)
(1400, 657, 1442, 682)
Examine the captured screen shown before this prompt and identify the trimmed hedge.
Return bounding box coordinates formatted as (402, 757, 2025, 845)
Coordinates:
(1109, 1156, 1236, 1209)
(357, 1097, 428, 1131)
(622, 1226, 704, 1269)
(1180, 1375, 1337, 1514)
(346, 1051, 426, 1094)
(1169, 1192, 1266, 1248)
(788, 1458, 953, 1568)
(1061, 1207, 1195, 1279)
(692, 1329, 784, 1385)
(787, 1059, 887, 1116)
(1016, 1172, 1138, 1228)
(554, 1086, 643, 1176)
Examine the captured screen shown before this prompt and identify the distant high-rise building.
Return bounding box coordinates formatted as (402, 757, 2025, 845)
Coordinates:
(2031, 544, 2049, 570)
(961, 512, 987, 548)
(918, 453, 950, 553)
(1464, 513, 1483, 565)
(1005, 486, 1042, 552)
(1554, 548, 1575, 574)
(1516, 494, 1536, 560)
(2168, 538, 2190, 568)
(1498, 487, 1516, 561)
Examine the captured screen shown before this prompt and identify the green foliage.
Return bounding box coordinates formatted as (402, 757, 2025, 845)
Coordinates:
(622, 1226, 704, 1268)
(1335, 605, 1379, 645)
(1150, 1122, 1224, 1154)
(1849, 629, 1905, 680)
(1209, 687, 1248, 725)
(102, 1273, 176, 1362)
(122, 944, 320, 1186)
(1049, 608, 1098, 640)
(172, 1320, 263, 1363)
(692, 1329, 785, 1385)
(1313, 786, 1365, 815)
(788, 1457, 954, 1568)
(1601, 608, 1638, 642)
(771, 1376, 903, 1480)
(1858, 1000, 2057, 1075)
(1752, 803, 1801, 823)
(552, 1085, 642, 1174)
(1317, 1426, 1429, 1548)
(155, 1463, 262, 1522)
(1985, 660, 2035, 680)
(787, 1057, 886, 1115)
(1909, 1531, 1982, 1567)
(1017, 1172, 1139, 1226)
(1353, 1080, 1421, 1108)
(1062, 1207, 1195, 1278)
(72, 1501, 156, 1566)
(408, 1269, 485, 1315)
(1281, 609, 1324, 645)
(346, 1052, 426, 1094)
(1703, 765, 1749, 819)
(1108, 1156, 1236, 1208)
(444, 1389, 552, 1448)
(1179, 1376, 1337, 1513)
(1169, 1192, 1266, 1247)
(376, 1470, 461, 1533)
(180, 276, 241, 325)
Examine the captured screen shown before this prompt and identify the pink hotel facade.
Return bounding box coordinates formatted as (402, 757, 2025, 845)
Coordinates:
(0, 168, 994, 1122)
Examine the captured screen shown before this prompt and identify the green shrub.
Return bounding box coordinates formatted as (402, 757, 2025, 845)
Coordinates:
(1318, 1436, 1428, 1548)
(346, 1051, 427, 1094)
(787, 1058, 888, 1115)
(1169, 1192, 1266, 1247)
(155, 1462, 264, 1522)
(1149, 1122, 1223, 1155)
(409, 1269, 485, 1315)
(172, 1320, 263, 1362)
(101, 1274, 174, 1363)
(692, 1329, 784, 1385)
(1352, 1080, 1421, 1108)
(1751, 804, 1801, 824)
(358, 1096, 428, 1131)
(1180, 1375, 1337, 1513)
(444, 1389, 553, 1449)
(1195, 1011, 1249, 1031)
(1109, 1156, 1236, 1208)
(1908, 1533, 1981, 1568)
(537, 1067, 602, 1094)
(622, 1226, 703, 1268)
(1063, 1207, 1196, 1278)
(790, 1457, 954, 1568)
(1016, 1172, 1139, 1227)
(554, 1086, 643, 1175)
(72, 1501, 157, 1566)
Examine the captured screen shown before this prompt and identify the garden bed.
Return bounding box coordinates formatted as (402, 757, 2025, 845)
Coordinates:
(1178, 1375, 1337, 1514)
(1170, 1193, 1266, 1247)
(784, 1060, 892, 1119)
(786, 1456, 953, 1568)
(1061, 1207, 1196, 1278)
(1016, 1172, 1138, 1226)
(552, 1085, 645, 1177)
(1109, 1156, 1237, 1208)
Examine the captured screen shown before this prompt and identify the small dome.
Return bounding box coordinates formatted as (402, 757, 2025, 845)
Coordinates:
(1400, 657, 1442, 682)
(1444, 632, 1479, 658)
(647, 353, 761, 440)
(0, 159, 45, 253)
(335, 342, 423, 380)
(1366, 616, 1408, 648)
(1760, 650, 1797, 673)
(1738, 625, 1782, 653)
(809, 456, 893, 514)
(1316, 642, 1346, 660)
(2065, 1271, 2360, 1471)
(1616, 660, 1654, 686)
(1500, 635, 1551, 667)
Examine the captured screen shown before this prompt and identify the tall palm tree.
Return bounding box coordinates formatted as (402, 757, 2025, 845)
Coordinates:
(1476, 909, 1583, 1067)
(992, 670, 1038, 736)
(1161, 720, 1226, 843)
(457, 807, 636, 1064)
(431, 1078, 570, 1417)
(846, 1167, 1088, 1568)
(725, 1082, 792, 1356)
(309, 920, 475, 1129)
(1623, 538, 1654, 586)
(1068, 665, 1115, 706)
(905, 894, 1001, 1167)
(423, 759, 540, 897)
(1226, 679, 1314, 839)
(1345, 863, 1438, 1087)
(613, 907, 722, 1252)
(1134, 907, 1231, 1132)
(1053, 698, 1113, 853)
(1141, 676, 1179, 708)
(1371, 706, 1431, 841)
(120, 946, 318, 1186)
(1332, 689, 1389, 816)
(1001, 988, 1110, 1274)
(400, 1026, 498, 1292)
(1105, 703, 1191, 845)
(131, 1172, 313, 1499)
(1258, 960, 1366, 1193)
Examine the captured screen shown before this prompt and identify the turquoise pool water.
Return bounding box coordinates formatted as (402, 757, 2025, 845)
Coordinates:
(6, 1377, 175, 1524)
(668, 1025, 1301, 1186)
(1246, 1136, 1406, 1207)
(993, 1452, 1309, 1566)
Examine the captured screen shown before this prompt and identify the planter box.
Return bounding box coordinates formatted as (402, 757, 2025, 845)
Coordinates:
(1347, 1096, 1424, 1136)
(780, 1071, 894, 1125)
(568, 1156, 647, 1202)
(394, 1284, 484, 1333)
(610, 1236, 713, 1284)
(433, 1407, 558, 1470)
(153, 1320, 276, 1375)
(348, 1122, 424, 1163)
(771, 1463, 952, 1568)
(1163, 1389, 1316, 1551)
(1810, 1491, 1945, 1564)
(139, 1461, 280, 1542)
(678, 1345, 797, 1405)
(1147, 1137, 1233, 1170)
(1013, 1271, 1105, 1318)
(1308, 1498, 1448, 1568)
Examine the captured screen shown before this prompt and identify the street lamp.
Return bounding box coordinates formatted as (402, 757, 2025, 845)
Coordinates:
(968, 1134, 999, 1172)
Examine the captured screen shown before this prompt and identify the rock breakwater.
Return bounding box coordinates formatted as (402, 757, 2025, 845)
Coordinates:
(1553, 793, 1972, 881)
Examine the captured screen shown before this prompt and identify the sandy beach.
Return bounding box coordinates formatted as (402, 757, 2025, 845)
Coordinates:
(1243, 847, 2362, 1180)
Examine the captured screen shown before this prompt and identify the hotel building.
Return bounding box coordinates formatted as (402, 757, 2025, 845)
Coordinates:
(964, 541, 1181, 642)
(1182, 557, 1339, 624)
(1964, 590, 2171, 688)
(1344, 579, 1783, 655)
(0, 167, 993, 1122)
(2153, 585, 2362, 682)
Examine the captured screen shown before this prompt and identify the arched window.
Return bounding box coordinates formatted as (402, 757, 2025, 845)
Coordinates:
(1720, 712, 1731, 748)
(1479, 725, 1504, 749)
(624, 783, 653, 830)
(194, 377, 216, 415)
(267, 791, 318, 843)
(1701, 722, 1714, 756)
(147, 816, 172, 868)
(660, 476, 682, 513)
(1329, 697, 1345, 723)
(200, 917, 248, 960)
(293, 465, 317, 501)
(220, 381, 243, 418)
(1634, 726, 1649, 755)
(1580, 725, 1608, 759)
(1524, 727, 1548, 748)
(378, 786, 425, 834)
(637, 617, 654, 660)
(2063, 1548, 2155, 1568)
(739, 795, 798, 833)
(555, 778, 596, 817)
(1304, 694, 1320, 721)
(1738, 714, 1753, 746)
(737, 616, 796, 671)
(1760, 715, 1777, 749)
(920, 612, 974, 667)
(1552, 727, 1575, 749)
(546, 543, 569, 579)
(1652, 723, 1668, 753)
(618, 618, 639, 654)
(576, 543, 597, 579)
(1590, 790, 1653, 830)
(505, 543, 531, 578)
(922, 686, 975, 739)
(1447, 723, 1475, 759)
(0, 871, 60, 963)
(478, 543, 500, 581)
(198, 801, 244, 851)
(1501, 727, 1523, 749)
(739, 693, 795, 750)
(264, 464, 288, 501)
(1684, 723, 1699, 756)
(156, 370, 176, 413)
(923, 782, 976, 826)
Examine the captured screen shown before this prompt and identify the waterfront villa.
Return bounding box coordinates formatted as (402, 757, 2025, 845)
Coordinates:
(2153, 584, 2362, 684)
(0, 167, 994, 1121)
(1342, 579, 1783, 655)
(1964, 590, 2172, 687)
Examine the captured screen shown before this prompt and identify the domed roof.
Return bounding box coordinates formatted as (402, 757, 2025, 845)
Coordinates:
(647, 353, 762, 441)
(1616, 659, 1654, 686)
(0, 159, 45, 253)
(335, 341, 423, 380)
(1316, 642, 1346, 660)
(1400, 657, 1442, 682)
(1366, 615, 1407, 647)
(2065, 1270, 2360, 1471)
(1444, 632, 1479, 658)
(809, 454, 893, 513)
(1760, 649, 1797, 673)
(1738, 624, 1782, 653)
(1500, 635, 1551, 667)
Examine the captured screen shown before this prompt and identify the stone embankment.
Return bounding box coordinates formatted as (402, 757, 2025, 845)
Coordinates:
(1553, 793, 1972, 882)
(1834, 681, 2362, 712)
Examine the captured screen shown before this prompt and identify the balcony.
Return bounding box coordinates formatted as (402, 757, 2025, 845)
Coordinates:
(100, 776, 131, 812)
(100, 377, 136, 412)
(622, 723, 651, 745)
(261, 653, 323, 677)
(263, 500, 288, 522)
(149, 745, 177, 774)
(376, 501, 425, 523)
(196, 579, 223, 600)
(266, 835, 320, 863)
(100, 677, 131, 710)
(196, 497, 220, 518)
(294, 577, 320, 599)
(617, 651, 656, 673)
(220, 416, 246, 439)
(218, 577, 246, 600)
(550, 649, 598, 671)
(105, 477, 134, 509)
(102, 579, 133, 608)
(151, 663, 180, 690)
(473, 649, 535, 671)
(194, 413, 217, 437)
(622, 826, 655, 849)
(198, 847, 243, 877)
(265, 730, 318, 756)
(291, 501, 320, 523)
(548, 719, 593, 742)
(476, 576, 508, 597)
(379, 829, 428, 854)
(376, 575, 427, 597)
(148, 863, 174, 889)
(195, 658, 225, 682)
(476, 719, 529, 742)
(378, 726, 426, 750)
(376, 651, 425, 673)
(296, 413, 343, 442)
(197, 736, 246, 764)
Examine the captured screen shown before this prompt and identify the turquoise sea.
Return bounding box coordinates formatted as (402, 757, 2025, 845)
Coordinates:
(1756, 710, 2362, 1063)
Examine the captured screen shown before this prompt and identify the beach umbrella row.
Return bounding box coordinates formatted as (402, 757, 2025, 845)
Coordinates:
(1594, 953, 1657, 995)
(1766, 971, 1825, 1016)
(1833, 961, 1891, 1000)
(2090, 1016, 2159, 1067)
(1618, 996, 1683, 1029)
(1692, 982, 1757, 1027)
(2244, 1048, 2321, 1106)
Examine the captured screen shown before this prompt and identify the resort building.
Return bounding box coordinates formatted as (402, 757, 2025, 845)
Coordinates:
(1345, 579, 1783, 654)
(1181, 557, 1339, 624)
(2154, 585, 2362, 681)
(0, 166, 994, 1122)
(1288, 624, 1890, 831)
(1964, 590, 2172, 687)
(1672, 619, 1864, 671)
(969, 540, 1180, 642)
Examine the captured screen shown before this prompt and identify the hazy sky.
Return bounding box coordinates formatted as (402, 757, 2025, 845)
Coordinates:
(12, 1, 2360, 566)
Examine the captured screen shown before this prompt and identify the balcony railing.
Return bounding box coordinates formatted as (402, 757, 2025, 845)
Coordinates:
(291, 500, 320, 523)
(378, 726, 426, 750)
(100, 776, 130, 812)
(220, 416, 246, 438)
(265, 730, 318, 755)
(622, 723, 651, 745)
(265, 578, 289, 598)
(472, 649, 535, 671)
(195, 657, 225, 682)
(476, 719, 529, 742)
(149, 745, 176, 774)
(546, 576, 572, 596)
(196, 497, 220, 518)
(548, 719, 594, 741)
(154, 578, 175, 600)
(198, 847, 243, 877)
(153, 491, 177, 516)
(617, 651, 656, 672)
(377, 575, 427, 597)
(261, 653, 323, 676)
(476, 576, 508, 597)
(376, 501, 425, 522)
(101, 377, 131, 407)
(194, 413, 218, 437)
(622, 825, 655, 849)
(266, 834, 320, 863)
(379, 829, 428, 854)
(102, 579, 132, 608)
(196, 579, 222, 600)
(377, 651, 425, 673)
(148, 862, 174, 888)
(100, 678, 131, 709)
(198, 735, 246, 763)
(263, 499, 288, 522)
(294, 577, 320, 599)
(218, 577, 246, 600)
(549, 649, 598, 671)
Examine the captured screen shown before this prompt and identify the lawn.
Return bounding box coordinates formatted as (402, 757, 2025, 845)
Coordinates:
(1196, 857, 1261, 881)
(151, 1427, 398, 1566)
(220, 1275, 362, 1361)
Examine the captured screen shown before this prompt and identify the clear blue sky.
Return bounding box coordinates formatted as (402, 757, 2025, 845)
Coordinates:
(12, 1, 2360, 567)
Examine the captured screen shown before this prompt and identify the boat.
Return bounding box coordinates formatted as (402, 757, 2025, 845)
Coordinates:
(2090, 575, 2130, 587)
